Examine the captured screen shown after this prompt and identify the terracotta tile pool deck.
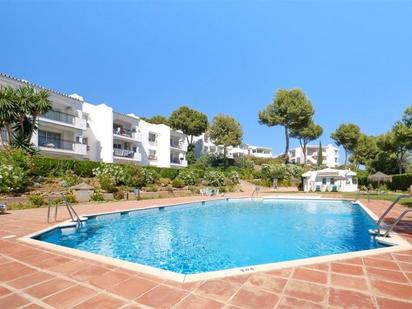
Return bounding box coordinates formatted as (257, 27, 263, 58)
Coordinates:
(0, 195, 411, 308)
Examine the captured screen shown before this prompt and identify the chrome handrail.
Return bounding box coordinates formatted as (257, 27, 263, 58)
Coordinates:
(375, 194, 409, 236)
(47, 193, 82, 227)
(383, 209, 412, 237)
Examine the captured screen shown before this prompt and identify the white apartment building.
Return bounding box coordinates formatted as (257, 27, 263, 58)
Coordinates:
(0, 73, 88, 159)
(2, 72, 275, 168)
(288, 144, 339, 167)
(194, 134, 273, 159)
(138, 120, 187, 168)
(83, 104, 187, 168)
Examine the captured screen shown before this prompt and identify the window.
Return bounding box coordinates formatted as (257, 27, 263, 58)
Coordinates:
(330, 178, 335, 185)
(38, 130, 61, 148)
(322, 178, 327, 185)
(124, 142, 130, 150)
(148, 132, 157, 143)
(113, 143, 122, 149)
(353, 177, 358, 185)
(149, 149, 157, 160)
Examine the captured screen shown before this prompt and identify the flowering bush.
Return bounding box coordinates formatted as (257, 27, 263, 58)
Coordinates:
(121, 166, 158, 188)
(260, 164, 303, 181)
(226, 171, 240, 185)
(93, 164, 124, 192)
(0, 163, 26, 193)
(204, 170, 225, 187)
(177, 170, 198, 186)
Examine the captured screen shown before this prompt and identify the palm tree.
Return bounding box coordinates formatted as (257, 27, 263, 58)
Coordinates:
(0, 85, 51, 152)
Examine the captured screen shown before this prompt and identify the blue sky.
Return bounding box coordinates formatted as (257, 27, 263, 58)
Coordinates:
(1, 1, 411, 159)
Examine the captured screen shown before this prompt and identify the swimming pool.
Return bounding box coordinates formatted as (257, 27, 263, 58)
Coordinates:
(33, 198, 385, 275)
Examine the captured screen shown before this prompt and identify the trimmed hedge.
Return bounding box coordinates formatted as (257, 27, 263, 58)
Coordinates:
(389, 174, 412, 191)
(30, 157, 101, 177)
(357, 173, 412, 191)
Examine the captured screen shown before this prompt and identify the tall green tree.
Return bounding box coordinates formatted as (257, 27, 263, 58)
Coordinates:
(258, 88, 314, 163)
(350, 134, 379, 170)
(141, 115, 170, 126)
(208, 114, 243, 163)
(317, 141, 323, 167)
(290, 121, 323, 165)
(0, 85, 51, 152)
(330, 123, 361, 167)
(169, 106, 208, 147)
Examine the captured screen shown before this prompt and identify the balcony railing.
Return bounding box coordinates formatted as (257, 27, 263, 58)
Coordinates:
(42, 110, 76, 125)
(149, 154, 157, 161)
(170, 140, 184, 149)
(113, 127, 133, 138)
(171, 157, 188, 166)
(113, 148, 136, 158)
(38, 137, 83, 151)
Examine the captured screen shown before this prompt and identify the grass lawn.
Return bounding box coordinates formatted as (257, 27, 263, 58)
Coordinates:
(321, 191, 412, 208)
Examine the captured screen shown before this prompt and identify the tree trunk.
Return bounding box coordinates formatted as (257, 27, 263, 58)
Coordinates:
(284, 126, 289, 163)
(344, 149, 348, 168)
(303, 142, 307, 165)
(5, 123, 12, 143)
(223, 146, 228, 166)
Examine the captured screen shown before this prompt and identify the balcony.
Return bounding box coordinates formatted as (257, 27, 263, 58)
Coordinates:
(113, 128, 142, 142)
(170, 140, 187, 151)
(170, 157, 188, 167)
(149, 154, 158, 161)
(41, 110, 87, 130)
(38, 137, 87, 155)
(113, 148, 141, 161)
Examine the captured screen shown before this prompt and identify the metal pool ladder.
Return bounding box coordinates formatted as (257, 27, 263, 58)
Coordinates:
(251, 186, 260, 198)
(47, 193, 82, 226)
(369, 194, 410, 237)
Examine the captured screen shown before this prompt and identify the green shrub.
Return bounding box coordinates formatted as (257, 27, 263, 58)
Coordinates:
(145, 184, 158, 192)
(29, 156, 100, 177)
(158, 177, 171, 187)
(124, 167, 159, 188)
(159, 168, 179, 180)
(90, 191, 104, 201)
(250, 179, 272, 187)
(28, 194, 44, 207)
(72, 160, 101, 177)
(177, 170, 198, 186)
(204, 170, 225, 187)
(114, 191, 125, 200)
(219, 186, 227, 193)
(226, 171, 240, 185)
(0, 162, 26, 193)
(60, 171, 81, 188)
(172, 178, 185, 188)
(260, 164, 303, 182)
(388, 174, 412, 191)
(93, 164, 124, 192)
(98, 174, 117, 193)
(64, 194, 77, 204)
(0, 149, 31, 193)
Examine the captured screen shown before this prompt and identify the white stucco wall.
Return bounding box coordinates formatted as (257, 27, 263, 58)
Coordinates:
(139, 120, 171, 168)
(83, 103, 113, 162)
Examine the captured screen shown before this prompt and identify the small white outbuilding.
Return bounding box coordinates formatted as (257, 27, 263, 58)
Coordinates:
(302, 168, 358, 192)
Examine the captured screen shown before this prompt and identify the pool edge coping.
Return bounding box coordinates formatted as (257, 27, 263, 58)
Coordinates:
(18, 197, 412, 283)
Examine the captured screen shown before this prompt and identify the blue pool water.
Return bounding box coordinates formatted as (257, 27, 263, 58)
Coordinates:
(34, 199, 383, 274)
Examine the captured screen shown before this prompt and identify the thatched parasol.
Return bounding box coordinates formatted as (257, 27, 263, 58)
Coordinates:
(367, 172, 392, 187)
